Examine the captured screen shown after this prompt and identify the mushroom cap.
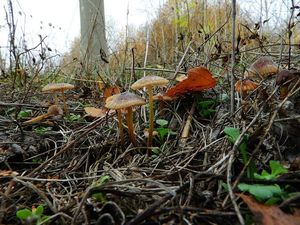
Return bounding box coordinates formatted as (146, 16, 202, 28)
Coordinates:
(131, 76, 169, 90)
(235, 79, 258, 94)
(42, 83, 75, 93)
(47, 105, 63, 116)
(105, 92, 146, 110)
(276, 69, 297, 85)
(244, 56, 278, 79)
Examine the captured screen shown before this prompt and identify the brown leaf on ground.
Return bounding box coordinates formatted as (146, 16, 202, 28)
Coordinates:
(238, 194, 300, 225)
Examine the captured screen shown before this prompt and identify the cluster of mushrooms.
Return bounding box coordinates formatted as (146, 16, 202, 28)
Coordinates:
(234, 56, 299, 98)
(105, 76, 169, 149)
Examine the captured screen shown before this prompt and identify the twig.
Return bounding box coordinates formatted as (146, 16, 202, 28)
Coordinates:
(230, 0, 237, 115)
(179, 101, 196, 145)
(226, 152, 245, 225)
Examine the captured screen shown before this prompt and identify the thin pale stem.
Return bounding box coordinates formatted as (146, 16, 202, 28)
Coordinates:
(147, 86, 154, 149)
(61, 91, 68, 115)
(116, 109, 124, 146)
(126, 107, 137, 147)
(54, 94, 58, 105)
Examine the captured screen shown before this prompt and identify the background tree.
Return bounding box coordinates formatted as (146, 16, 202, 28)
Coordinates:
(79, 0, 108, 75)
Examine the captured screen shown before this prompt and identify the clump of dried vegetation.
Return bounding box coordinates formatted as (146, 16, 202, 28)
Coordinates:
(0, 0, 300, 225)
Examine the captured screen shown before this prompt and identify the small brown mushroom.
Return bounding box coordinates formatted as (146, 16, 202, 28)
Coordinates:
(244, 56, 279, 80)
(235, 79, 258, 96)
(23, 105, 63, 124)
(276, 69, 299, 99)
(105, 92, 146, 146)
(42, 83, 75, 115)
(131, 76, 169, 148)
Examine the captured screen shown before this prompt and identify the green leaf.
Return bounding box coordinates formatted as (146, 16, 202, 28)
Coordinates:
(17, 110, 32, 119)
(16, 209, 32, 220)
(156, 119, 168, 127)
(64, 113, 81, 122)
(238, 183, 283, 202)
(92, 193, 107, 202)
(270, 160, 288, 177)
(224, 127, 240, 144)
(34, 205, 44, 216)
(34, 126, 52, 135)
(254, 161, 288, 180)
(93, 175, 110, 187)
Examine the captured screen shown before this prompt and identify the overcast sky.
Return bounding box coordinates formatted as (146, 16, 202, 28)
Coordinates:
(0, 0, 296, 57)
(0, 0, 165, 55)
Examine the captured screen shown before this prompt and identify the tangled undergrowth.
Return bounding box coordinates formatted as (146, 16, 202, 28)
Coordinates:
(0, 55, 300, 225)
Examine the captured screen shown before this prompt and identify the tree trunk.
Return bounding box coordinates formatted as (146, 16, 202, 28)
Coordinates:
(79, 0, 108, 74)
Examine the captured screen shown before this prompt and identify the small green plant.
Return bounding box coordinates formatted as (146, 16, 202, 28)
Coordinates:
(64, 113, 81, 122)
(254, 160, 288, 180)
(17, 109, 32, 119)
(91, 175, 110, 202)
(238, 161, 289, 205)
(224, 127, 256, 178)
(34, 126, 52, 135)
(16, 205, 50, 225)
(196, 99, 217, 119)
(155, 119, 176, 141)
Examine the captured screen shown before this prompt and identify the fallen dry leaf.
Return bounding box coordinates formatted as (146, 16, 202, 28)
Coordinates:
(238, 193, 300, 225)
(166, 66, 216, 98)
(84, 107, 108, 118)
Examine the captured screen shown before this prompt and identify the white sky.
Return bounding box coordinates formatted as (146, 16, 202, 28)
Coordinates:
(0, 0, 165, 55)
(0, 0, 296, 57)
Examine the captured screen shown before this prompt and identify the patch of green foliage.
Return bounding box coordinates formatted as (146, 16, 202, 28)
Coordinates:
(16, 205, 50, 225)
(196, 99, 217, 119)
(17, 110, 32, 119)
(34, 126, 52, 135)
(64, 113, 81, 122)
(224, 127, 256, 178)
(238, 161, 289, 205)
(155, 119, 176, 141)
(91, 175, 110, 202)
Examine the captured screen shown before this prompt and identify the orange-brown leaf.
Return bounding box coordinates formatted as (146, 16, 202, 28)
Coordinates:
(239, 194, 300, 225)
(166, 66, 216, 97)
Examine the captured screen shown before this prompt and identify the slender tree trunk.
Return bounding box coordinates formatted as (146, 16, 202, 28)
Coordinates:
(79, 0, 108, 74)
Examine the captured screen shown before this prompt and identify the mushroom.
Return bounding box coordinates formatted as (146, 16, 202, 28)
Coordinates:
(23, 105, 63, 124)
(42, 83, 75, 115)
(131, 76, 169, 147)
(235, 79, 258, 96)
(244, 56, 278, 80)
(105, 92, 146, 146)
(276, 69, 299, 99)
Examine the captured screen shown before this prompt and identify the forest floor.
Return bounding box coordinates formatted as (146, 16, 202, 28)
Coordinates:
(0, 67, 300, 225)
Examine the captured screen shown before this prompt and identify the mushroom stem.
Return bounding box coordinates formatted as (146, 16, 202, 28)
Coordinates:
(61, 90, 68, 115)
(147, 86, 154, 149)
(54, 94, 59, 105)
(125, 107, 138, 146)
(116, 109, 124, 145)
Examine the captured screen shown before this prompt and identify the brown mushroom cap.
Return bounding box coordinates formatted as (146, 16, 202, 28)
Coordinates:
(105, 92, 146, 109)
(47, 105, 63, 116)
(276, 69, 297, 85)
(42, 83, 75, 93)
(245, 56, 278, 79)
(235, 79, 258, 94)
(131, 76, 169, 90)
